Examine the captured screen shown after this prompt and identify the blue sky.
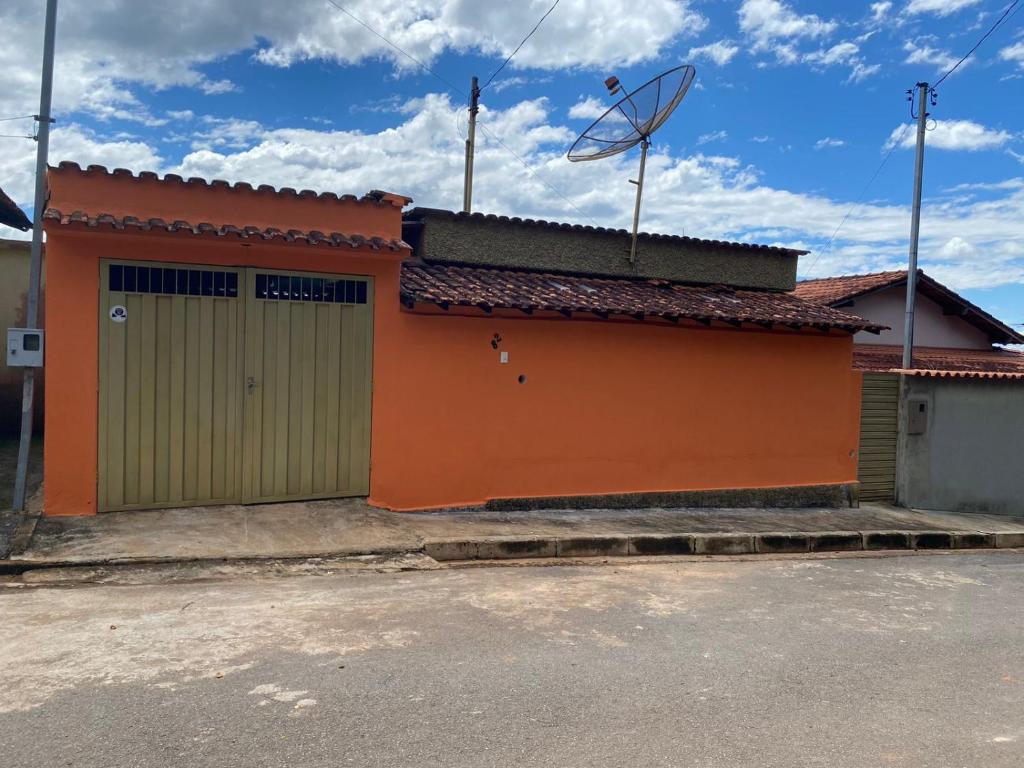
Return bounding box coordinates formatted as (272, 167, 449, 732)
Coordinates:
(1, 0, 1022, 327)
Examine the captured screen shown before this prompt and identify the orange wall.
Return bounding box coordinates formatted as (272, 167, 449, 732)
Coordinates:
(47, 165, 405, 239)
(371, 309, 862, 510)
(44, 226, 862, 515)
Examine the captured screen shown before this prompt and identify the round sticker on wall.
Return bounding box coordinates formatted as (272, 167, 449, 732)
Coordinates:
(109, 305, 128, 323)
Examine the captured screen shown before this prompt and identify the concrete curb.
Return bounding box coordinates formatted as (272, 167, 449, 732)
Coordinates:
(0, 545, 422, 576)
(422, 529, 1024, 562)
(3, 529, 1021, 575)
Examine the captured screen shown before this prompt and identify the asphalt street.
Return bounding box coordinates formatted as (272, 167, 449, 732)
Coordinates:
(2, 552, 1023, 767)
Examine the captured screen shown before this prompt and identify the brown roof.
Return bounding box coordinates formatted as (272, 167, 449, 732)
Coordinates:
(795, 269, 1024, 345)
(400, 262, 885, 333)
(43, 209, 410, 252)
(404, 207, 808, 257)
(894, 369, 1024, 381)
(51, 162, 413, 208)
(793, 270, 905, 305)
(854, 344, 1024, 374)
(0, 185, 31, 231)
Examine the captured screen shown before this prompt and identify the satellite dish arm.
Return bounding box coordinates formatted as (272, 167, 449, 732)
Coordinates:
(628, 138, 650, 267)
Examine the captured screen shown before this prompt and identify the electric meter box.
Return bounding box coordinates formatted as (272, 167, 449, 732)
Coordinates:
(6, 328, 44, 368)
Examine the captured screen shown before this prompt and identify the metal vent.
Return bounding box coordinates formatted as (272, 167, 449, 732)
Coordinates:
(254, 274, 367, 304)
(109, 264, 239, 298)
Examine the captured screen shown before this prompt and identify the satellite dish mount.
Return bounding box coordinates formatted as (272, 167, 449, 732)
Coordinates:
(568, 65, 697, 265)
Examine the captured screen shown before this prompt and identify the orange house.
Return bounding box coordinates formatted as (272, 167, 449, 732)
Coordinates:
(42, 162, 880, 517)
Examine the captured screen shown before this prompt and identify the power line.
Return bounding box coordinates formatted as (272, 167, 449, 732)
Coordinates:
(0, 133, 34, 139)
(323, 0, 465, 97)
(934, 0, 1021, 86)
(477, 122, 598, 225)
(0, 115, 35, 122)
(323, 0, 589, 225)
(481, 0, 561, 91)
(803, 122, 913, 276)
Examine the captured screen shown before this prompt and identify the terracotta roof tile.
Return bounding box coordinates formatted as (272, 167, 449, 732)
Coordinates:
(793, 270, 906, 304)
(400, 262, 886, 332)
(795, 270, 1024, 345)
(51, 162, 413, 208)
(854, 344, 1024, 374)
(893, 369, 1024, 381)
(43, 209, 410, 252)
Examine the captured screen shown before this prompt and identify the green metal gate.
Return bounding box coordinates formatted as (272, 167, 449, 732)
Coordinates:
(857, 373, 898, 502)
(98, 260, 372, 511)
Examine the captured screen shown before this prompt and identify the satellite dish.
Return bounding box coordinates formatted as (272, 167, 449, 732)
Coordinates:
(567, 64, 697, 265)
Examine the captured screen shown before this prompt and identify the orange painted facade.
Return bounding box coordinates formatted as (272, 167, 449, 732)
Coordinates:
(43, 166, 863, 516)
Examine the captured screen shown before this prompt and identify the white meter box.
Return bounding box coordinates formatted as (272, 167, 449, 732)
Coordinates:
(7, 328, 44, 367)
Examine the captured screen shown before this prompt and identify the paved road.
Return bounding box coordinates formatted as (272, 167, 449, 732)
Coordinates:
(2, 553, 1023, 767)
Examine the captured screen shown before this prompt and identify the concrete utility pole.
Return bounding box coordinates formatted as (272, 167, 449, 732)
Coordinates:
(462, 76, 480, 213)
(902, 82, 930, 371)
(12, 0, 58, 511)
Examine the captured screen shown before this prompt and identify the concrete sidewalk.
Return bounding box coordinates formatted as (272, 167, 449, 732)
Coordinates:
(4, 497, 1024, 572)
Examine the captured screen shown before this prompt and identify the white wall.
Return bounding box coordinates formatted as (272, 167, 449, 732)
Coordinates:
(848, 286, 991, 348)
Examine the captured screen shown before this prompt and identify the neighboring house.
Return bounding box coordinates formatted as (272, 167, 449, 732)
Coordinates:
(0, 238, 45, 434)
(42, 161, 881, 518)
(796, 270, 1024, 512)
(0, 187, 44, 434)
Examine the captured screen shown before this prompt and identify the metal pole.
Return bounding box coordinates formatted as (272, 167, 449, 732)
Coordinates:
(902, 82, 929, 371)
(462, 75, 479, 213)
(12, 0, 58, 511)
(628, 138, 650, 266)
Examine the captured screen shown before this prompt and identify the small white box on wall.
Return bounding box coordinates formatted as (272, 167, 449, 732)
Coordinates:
(6, 328, 44, 368)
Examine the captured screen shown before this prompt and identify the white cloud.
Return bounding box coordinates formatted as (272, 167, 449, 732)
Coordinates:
(803, 41, 879, 82)
(751, 135, 772, 143)
(903, 40, 963, 73)
(905, 0, 982, 16)
(738, 3, 875, 82)
(0, 0, 705, 123)
(885, 119, 1013, 151)
(697, 130, 728, 145)
(804, 42, 859, 66)
(568, 97, 612, 121)
(688, 40, 741, 66)
(1000, 41, 1024, 69)
(870, 2, 892, 22)
(848, 62, 882, 82)
(738, 0, 837, 57)
(935, 235, 977, 262)
(0, 124, 163, 212)
(814, 137, 845, 149)
(4, 92, 1022, 293)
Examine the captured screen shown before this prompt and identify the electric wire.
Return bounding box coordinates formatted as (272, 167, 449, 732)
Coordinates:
(481, 0, 561, 90)
(476, 121, 599, 225)
(0, 115, 35, 122)
(322, 0, 594, 223)
(934, 0, 1021, 86)
(323, 0, 465, 96)
(803, 122, 913, 276)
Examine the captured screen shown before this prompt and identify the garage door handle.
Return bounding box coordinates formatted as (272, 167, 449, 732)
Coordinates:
(246, 376, 258, 394)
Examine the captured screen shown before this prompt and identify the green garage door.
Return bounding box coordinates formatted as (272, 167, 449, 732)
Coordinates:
(858, 373, 898, 502)
(98, 260, 373, 512)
